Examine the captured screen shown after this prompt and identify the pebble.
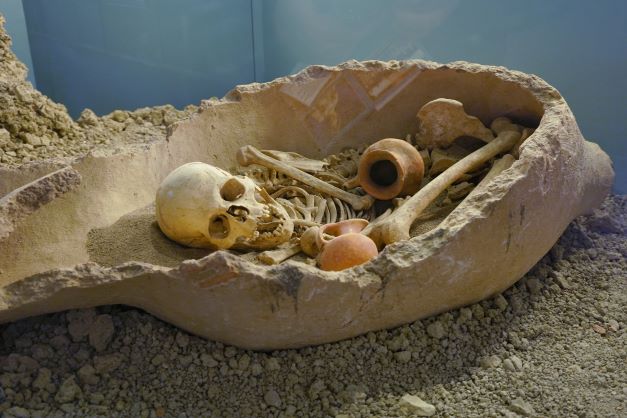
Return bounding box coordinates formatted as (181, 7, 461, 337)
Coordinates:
(264, 388, 282, 408)
(457, 307, 473, 324)
(94, 354, 122, 374)
(398, 394, 436, 416)
(607, 319, 620, 332)
(592, 324, 606, 335)
(426, 321, 446, 339)
(110, 110, 129, 122)
(494, 294, 509, 311)
(175, 332, 189, 348)
(88, 314, 115, 352)
(526, 278, 543, 295)
(0, 127, 10, 142)
(200, 353, 218, 368)
(238, 354, 251, 370)
(151, 354, 166, 366)
(395, 351, 412, 364)
(31, 368, 51, 390)
(555, 275, 571, 289)
(30, 343, 54, 360)
(480, 355, 502, 369)
(509, 398, 535, 416)
(67, 309, 96, 342)
(55, 376, 81, 403)
(77, 364, 100, 385)
(265, 357, 281, 371)
(3, 406, 30, 418)
(503, 356, 523, 372)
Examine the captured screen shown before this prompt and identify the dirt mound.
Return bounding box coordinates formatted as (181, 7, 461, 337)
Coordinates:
(0, 15, 197, 167)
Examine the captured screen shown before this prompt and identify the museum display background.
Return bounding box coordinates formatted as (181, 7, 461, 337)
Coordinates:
(0, 0, 625, 193)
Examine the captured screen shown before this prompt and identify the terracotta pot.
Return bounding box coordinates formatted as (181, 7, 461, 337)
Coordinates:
(357, 138, 424, 200)
(316, 219, 378, 271)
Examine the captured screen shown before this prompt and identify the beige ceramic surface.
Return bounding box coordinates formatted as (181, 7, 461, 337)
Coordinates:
(0, 60, 614, 350)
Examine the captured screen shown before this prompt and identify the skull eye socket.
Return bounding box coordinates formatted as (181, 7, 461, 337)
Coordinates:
(220, 178, 246, 201)
(208, 215, 230, 239)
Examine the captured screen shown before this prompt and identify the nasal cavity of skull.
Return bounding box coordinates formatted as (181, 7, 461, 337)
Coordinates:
(227, 205, 250, 222)
(369, 160, 398, 187)
(208, 215, 230, 239)
(220, 178, 246, 201)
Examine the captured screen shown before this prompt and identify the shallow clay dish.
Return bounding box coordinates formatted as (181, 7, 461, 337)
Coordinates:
(0, 60, 614, 350)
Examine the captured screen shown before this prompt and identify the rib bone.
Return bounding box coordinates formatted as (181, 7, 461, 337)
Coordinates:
(363, 130, 521, 247)
(237, 145, 374, 210)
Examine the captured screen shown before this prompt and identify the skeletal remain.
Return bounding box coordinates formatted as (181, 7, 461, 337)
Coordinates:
(419, 149, 431, 171)
(468, 154, 516, 196)
(324, 148, 361, 179)
(257, 240, 302, 265)
(447, 181, 475, 200)
(490, 116, 523, 134)
(299, 226, 320, 257)
(155, 162, 294, 250)
(416, 98, 494, 149)
(429, 146, 468, 176)
(489, 116, 533, 158)
(237, 145, 374, 211)
(261, 150, 329, 173)
(363, 130, 522, 247)
(513, 128, 535, 158)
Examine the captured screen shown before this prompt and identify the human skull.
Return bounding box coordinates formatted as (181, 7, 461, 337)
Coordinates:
(155, 162, 294, 250)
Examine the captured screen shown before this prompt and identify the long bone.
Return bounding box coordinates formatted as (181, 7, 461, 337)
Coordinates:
(257, 240, 302, 265)
(237, 145, 374, 211)
(363, 130, 522, 247)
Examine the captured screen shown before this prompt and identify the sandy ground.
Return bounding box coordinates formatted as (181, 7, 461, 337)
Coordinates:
(0, 195, 624, 418)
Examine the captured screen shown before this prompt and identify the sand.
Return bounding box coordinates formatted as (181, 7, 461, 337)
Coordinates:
(86, 204, 210, 268)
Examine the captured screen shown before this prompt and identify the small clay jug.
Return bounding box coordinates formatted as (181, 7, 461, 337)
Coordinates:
(357, 138, 424, 200)
(316, 219, 378, 271)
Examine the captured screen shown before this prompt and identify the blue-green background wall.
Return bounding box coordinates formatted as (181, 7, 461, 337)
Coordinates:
(1, 0, 625, 192)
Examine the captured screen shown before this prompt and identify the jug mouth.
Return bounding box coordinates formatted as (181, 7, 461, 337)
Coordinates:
(317, 219, 370, 247)
(358, 149, 405, 200)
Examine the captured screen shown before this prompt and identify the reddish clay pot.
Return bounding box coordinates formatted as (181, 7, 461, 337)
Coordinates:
(316, 219, 378, 271)
(357, 138, 424, 200)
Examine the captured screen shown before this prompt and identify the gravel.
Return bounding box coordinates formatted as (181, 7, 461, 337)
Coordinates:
(0, 195, 624, 417)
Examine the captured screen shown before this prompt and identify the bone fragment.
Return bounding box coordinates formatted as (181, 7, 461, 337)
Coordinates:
(447, 181, 475, 200)
(257, 241, 302, 265)
(313, 196, 327, 224)
(326, 197, 337, 223)
(363, 130, 521, 247)
(512, 128, 534, 158)
(343, 176, 360, 189)
(237, 145, 374, 211)
(299, 226, 320, 257)
(419, 149, 431, 171)
(261, 150, 329, 173)
(416, 98, 494, 148)
(490, 116, 523, 134)
(466, 154, 516, 199)
(430, 144, 476, 176)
